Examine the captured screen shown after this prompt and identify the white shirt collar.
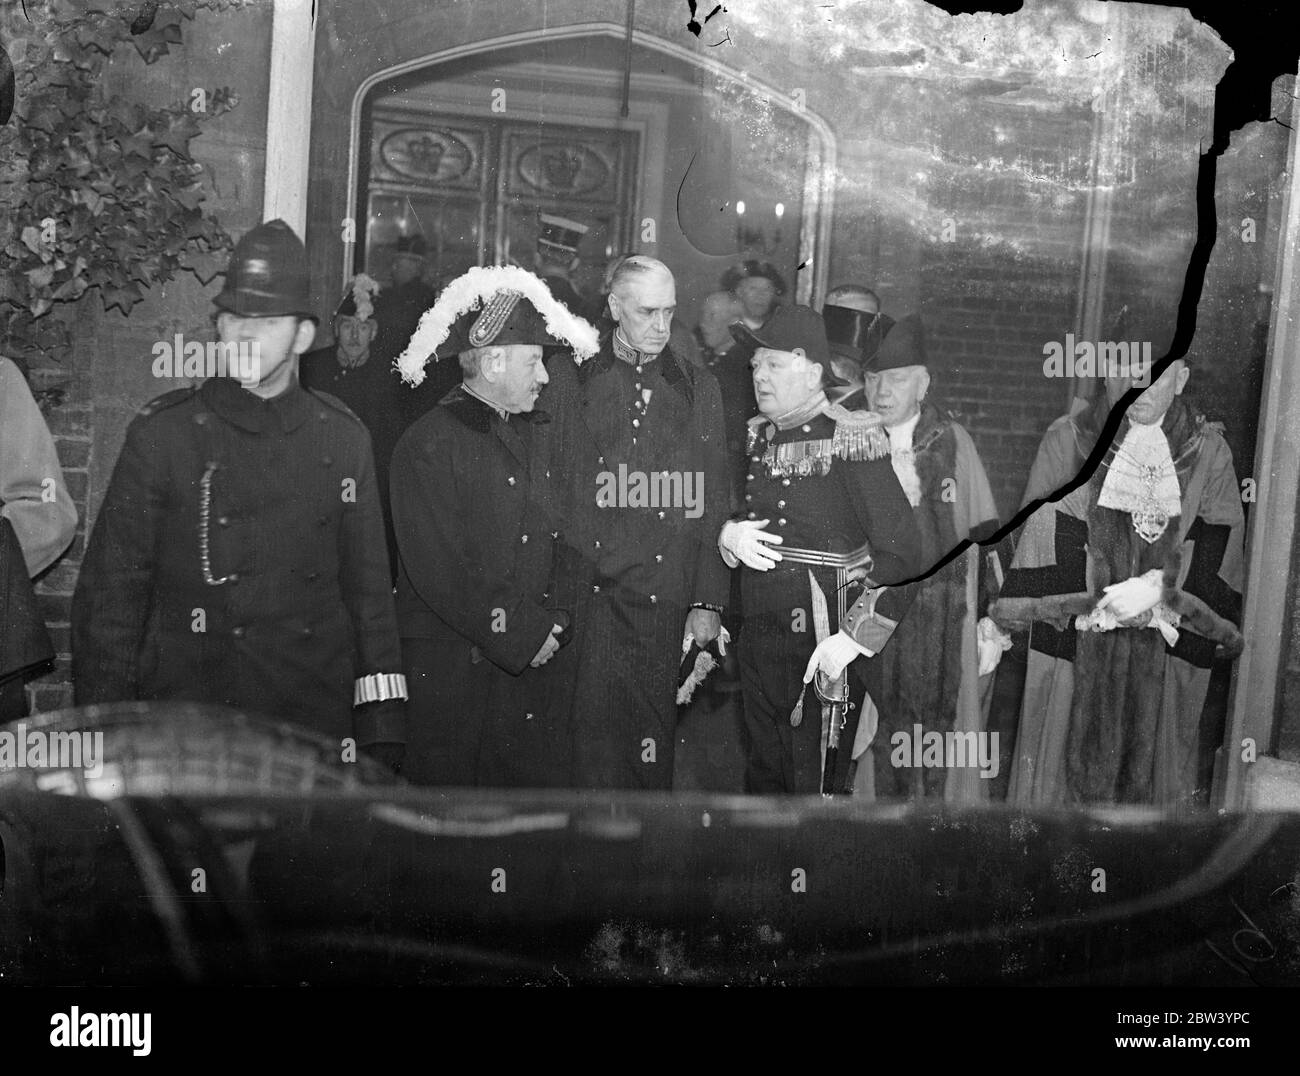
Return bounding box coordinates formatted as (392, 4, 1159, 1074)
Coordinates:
(888, 409, 922, 449)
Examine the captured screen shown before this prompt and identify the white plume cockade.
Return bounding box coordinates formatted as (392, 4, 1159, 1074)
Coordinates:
(394, 265, 601, 386)
(349, 273, 381, 323)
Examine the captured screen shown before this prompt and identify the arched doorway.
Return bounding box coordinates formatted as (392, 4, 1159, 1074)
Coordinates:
(342, 23, 836, 326)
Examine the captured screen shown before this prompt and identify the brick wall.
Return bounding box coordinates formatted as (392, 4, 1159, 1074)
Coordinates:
(21, 6, 271, 714)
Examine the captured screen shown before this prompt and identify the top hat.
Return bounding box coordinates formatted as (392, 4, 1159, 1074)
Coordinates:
(213, 219, 316, 320)
(823, 304, 896, 365)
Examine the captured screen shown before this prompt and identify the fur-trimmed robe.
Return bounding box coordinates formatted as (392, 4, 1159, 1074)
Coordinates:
(990, 397, 1244, 808)
(865, 402, 1000, 801)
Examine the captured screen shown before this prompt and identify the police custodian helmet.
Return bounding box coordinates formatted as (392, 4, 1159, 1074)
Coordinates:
(214, 219, 318, 321)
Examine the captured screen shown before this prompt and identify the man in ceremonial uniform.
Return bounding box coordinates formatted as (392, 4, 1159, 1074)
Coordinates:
(300, 274, 404, 578)
(389, 266, 599, 787)
(853, 315, 1002, 800)
(542, 255, 731, 789)
(72, 220, 407, 766)
(988, 355, 1245, 807)
(718, 305, 921, 795)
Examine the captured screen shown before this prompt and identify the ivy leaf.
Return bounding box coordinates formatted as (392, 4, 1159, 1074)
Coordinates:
(20, 226, 46, 255)
(101, 282, 144, 315)
(182, 248, 224, 285)
(53, 275, 89, 302)
(130, 11, 184, 64)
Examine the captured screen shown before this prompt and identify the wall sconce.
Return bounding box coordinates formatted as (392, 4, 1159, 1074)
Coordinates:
(736, 200, 784, 256)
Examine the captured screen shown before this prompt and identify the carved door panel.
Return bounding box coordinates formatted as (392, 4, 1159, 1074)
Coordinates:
(364, 109, 638, 295)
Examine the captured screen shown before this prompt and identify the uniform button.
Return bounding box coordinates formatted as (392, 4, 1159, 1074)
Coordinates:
(594, 540, 601, 549)
(217, 515, 231, 527)
(546, 470, 551, 478)
(657, 510, 665, 519)
(802, 424, 812, 433)
(508, 476, 516, 486)
(778, 518, 787, 526)
(300, 627, 314, 638)
(634, 383, 642, 391)
(655, 554, 663, 563)
(777, 500, 786, 508)
(650, 594, 657, 603)
(318, 412, 328, 422)
(521, 533, 529, 543)
(231, 626, 246, 638)
(193, 414, 208, 426)
(226, 572, 240, 584)
(525, 712, 534, 721)
(751, 455, 760, 463)
(592, 585, 601, 594)
(598, 456, 605, 464)
(746, 474, 755, 481)
(632, 419, 640, 428)
(551, 530, 559, 539)
(781, 478, 791, 487)
(744, 494, 752, 502)
(747, 511, 757, 520)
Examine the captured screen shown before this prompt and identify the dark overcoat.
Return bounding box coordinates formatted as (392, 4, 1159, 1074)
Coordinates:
(390, 384, 584, 787)
(71, 377, 406, 749)
(542, 338, 731, 789)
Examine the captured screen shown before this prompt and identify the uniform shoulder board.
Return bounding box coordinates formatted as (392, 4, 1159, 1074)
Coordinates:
(136, 385, 198, 418)
(305, 387, 364, 425)
(832, 409, 891, 461)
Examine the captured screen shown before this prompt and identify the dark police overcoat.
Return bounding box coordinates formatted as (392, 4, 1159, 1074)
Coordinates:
(72, 377, 406, 750)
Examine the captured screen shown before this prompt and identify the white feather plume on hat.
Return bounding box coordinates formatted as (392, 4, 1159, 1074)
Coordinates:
(395, 265, 600, 386)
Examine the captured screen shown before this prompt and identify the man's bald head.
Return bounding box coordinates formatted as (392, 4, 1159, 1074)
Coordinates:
(609, 255, 674, 299)
(825, 284, 880, 315)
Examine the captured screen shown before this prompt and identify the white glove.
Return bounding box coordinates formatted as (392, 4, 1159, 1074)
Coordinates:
(719, 518, 784, 571)
(1096, 569, 1163, 622)
(802, 631, 863, 684)
(976, 616, 1013, 676)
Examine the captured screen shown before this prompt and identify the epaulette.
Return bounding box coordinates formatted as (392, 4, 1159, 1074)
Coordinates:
(305, 387, 364, 425)
(136, 385, 197, 418)
(831, 409, 891, 461)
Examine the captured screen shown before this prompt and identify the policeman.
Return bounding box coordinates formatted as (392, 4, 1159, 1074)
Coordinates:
(72, 220, 407, 767)
(389, 265, 600, 786)
(718, 305, 921, 794)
